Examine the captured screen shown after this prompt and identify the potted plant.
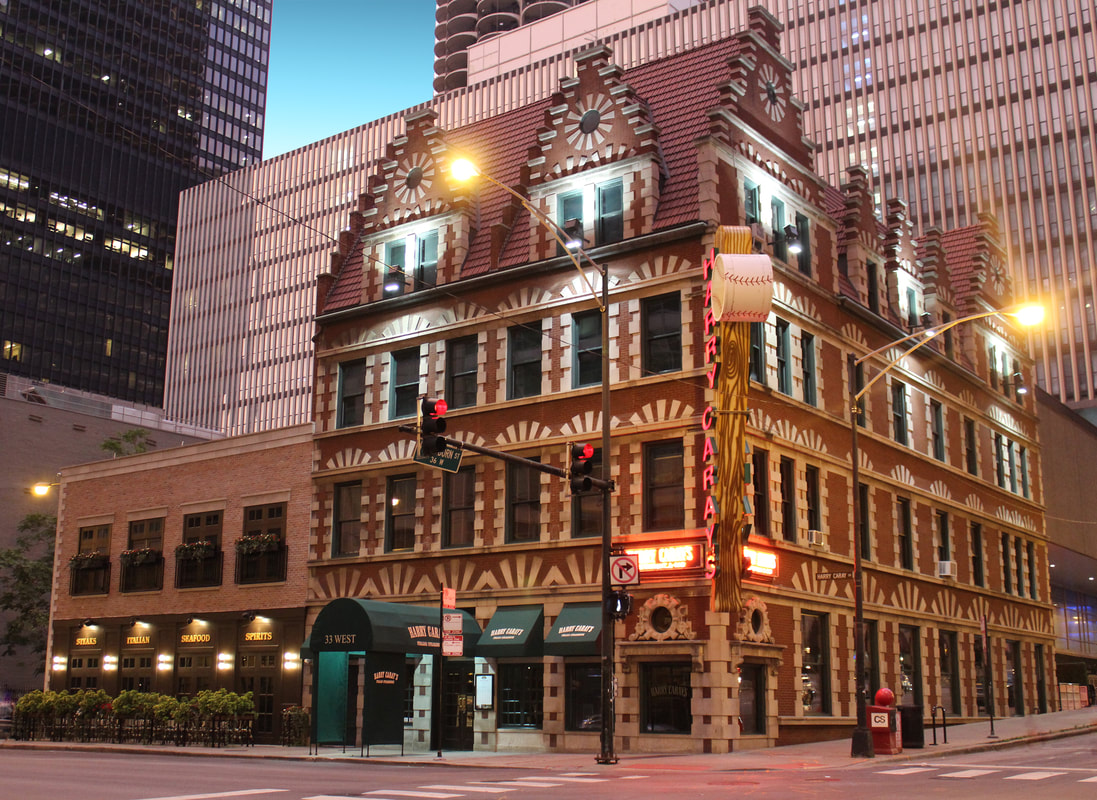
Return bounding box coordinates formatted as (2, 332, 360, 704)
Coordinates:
(69, 551, 108, 570)
(235, 532, 281, 555)
(175, 540, 216, 561)
(120, 547, 160, 567)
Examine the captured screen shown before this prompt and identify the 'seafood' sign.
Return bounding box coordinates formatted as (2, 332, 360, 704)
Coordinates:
(743, 545, 778, 579)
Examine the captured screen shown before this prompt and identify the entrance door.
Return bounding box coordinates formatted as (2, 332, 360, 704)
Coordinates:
(441, 661, 474, 750)
(239, 652, 279, 742)
(739, 663, 766, 735)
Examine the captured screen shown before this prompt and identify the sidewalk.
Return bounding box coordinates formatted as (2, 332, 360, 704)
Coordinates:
(3, 707, 1096, 773)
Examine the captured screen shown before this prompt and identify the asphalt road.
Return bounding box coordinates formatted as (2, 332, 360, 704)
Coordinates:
(5, 733, 1097, 800)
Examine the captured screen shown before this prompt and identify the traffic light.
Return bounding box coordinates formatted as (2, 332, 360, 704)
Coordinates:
(419, 397, 448, 455)
(568, 442, 594, 493)
(606, 589, 632, 620)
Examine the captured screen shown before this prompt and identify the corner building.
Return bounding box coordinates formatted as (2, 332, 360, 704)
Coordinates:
(310, 8, 1053, 752)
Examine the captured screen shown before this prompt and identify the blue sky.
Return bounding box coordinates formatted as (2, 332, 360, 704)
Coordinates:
(264, 1, 437, 159)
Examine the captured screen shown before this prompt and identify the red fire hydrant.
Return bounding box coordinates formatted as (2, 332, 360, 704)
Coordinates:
(867, 687, 902, 755)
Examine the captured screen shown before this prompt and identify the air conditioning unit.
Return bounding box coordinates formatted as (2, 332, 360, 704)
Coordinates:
(805, 529, 825, 547)
(937, 560, 957, 578)
(750, 222, 766, 252)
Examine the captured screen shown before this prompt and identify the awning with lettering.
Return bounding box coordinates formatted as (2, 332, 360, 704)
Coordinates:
(543, 602, 602, 656)
(476, 605, 543, 658)
(307, 598, 480, 655)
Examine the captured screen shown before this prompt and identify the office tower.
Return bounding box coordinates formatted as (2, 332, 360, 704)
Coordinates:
(167, 0, 749, 435)
(167, 0, 1097, 432)
(783, 0, 1097, 418)
(0, 0, 272, 405)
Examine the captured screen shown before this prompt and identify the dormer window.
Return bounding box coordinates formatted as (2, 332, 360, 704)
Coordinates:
(556, 178, 624, 251)
(383, 230, 438, 296)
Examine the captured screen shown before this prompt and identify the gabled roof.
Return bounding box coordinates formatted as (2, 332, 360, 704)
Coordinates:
(320, 34, 748, 310)
(929, 224, 986, 311)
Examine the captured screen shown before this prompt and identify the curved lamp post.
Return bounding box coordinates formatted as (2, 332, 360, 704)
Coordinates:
(451, 157, 618, 763)
(847, 302, 1044, 758)
(31, 482, 58, 497)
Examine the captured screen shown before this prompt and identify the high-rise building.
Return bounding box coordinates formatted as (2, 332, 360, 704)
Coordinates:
(166, 0, 1097, 431)
(782, 0, 1097, 420)
(166, 0, 752, 435)
(0, 0, 272, 405)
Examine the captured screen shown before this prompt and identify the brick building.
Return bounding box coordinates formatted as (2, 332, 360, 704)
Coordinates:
(307, 8, 1052, 753)
(46, 425, 311, 743)
(50, 7, 1054, 755)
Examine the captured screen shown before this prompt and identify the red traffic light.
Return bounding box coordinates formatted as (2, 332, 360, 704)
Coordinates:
(424, 398, 447, 418)
(569, 443, 595, 493)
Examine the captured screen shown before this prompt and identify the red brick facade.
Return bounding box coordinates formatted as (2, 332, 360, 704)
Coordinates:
(47, 425, 312, 743)
(307, 8, 1053, 754)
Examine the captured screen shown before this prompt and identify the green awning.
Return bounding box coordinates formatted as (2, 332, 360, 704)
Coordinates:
(477, 605, 543, 658)
(544, 602, 602, 656)
(308, 597, 480, 655)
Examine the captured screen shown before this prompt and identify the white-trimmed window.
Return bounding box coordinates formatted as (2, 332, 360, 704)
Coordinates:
(383, 229, 438, 296)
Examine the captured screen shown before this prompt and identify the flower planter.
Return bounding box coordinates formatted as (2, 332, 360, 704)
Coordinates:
(120, 548, 161, 567)
(175, 541, 217, 561)
(235, 534, 281, 555)
(69, 553, 108, 570)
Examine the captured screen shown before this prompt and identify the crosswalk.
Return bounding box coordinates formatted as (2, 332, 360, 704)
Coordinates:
(877, 765, 1097, 783)
(303, 772, 630, 800)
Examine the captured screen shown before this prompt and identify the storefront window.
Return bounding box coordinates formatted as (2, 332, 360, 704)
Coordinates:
(497, 662, 543, 728)
(801, 613, 830, 715)
(860, 619, 879, 704)
(641, 662, 692, 733)
(899, 624, 922, 706)
(1006, 639, 1023, 716)
(564, 663, 601, 731)
(939, 630, 960, 715)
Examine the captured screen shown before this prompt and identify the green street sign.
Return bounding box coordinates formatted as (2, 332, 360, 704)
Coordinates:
(414, 443, 463, 473)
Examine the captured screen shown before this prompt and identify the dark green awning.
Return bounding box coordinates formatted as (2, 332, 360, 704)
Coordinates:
(477, 605, 543, 658)
(544, 602, 602, 656)
(308, 598, 480, 655)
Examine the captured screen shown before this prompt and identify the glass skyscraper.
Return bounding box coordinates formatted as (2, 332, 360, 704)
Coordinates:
(0, 0, 271, 404)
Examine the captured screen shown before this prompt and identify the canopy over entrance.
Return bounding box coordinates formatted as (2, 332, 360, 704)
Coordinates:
(308, 597, 480, 654)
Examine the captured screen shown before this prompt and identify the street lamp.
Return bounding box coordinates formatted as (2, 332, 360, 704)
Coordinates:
(450, 157, 618, 763)
(847, 302, 1044, 758)
(30, 482, 58, 497)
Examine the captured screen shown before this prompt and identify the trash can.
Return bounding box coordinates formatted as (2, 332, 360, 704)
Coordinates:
(899, 704, 924, 749)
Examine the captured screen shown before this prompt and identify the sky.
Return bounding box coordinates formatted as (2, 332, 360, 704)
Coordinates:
(263, 1, 437, 159)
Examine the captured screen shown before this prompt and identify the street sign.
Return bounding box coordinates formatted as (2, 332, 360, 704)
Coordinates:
(442, 634, 463, 656)
(442, 611, 463, 634)
(442, 587, 456, 609)
(610, 554, 640, 586)
(816, 571, 853, 580)
(414, 443, 463, 473)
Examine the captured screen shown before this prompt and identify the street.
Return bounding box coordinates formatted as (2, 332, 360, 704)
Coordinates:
(5, 733, 1097, 800)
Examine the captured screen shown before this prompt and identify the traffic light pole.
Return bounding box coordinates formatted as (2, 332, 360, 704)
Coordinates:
(596, 263, 616, 764)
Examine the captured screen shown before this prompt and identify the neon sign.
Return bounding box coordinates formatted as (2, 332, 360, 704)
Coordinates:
(626, 543, 704, 572)
(701, 247, 721, 580)
(743, 546, 778, 579)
